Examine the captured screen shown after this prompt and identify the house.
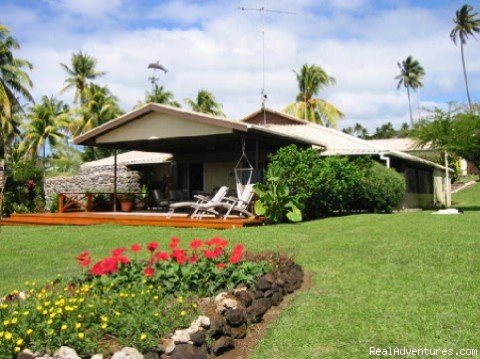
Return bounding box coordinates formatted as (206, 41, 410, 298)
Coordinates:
(73, 103, 452, 208)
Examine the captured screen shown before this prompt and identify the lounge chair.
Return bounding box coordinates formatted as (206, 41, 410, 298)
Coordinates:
(194, 183, 255, 219)
(168, 186, 228, 217)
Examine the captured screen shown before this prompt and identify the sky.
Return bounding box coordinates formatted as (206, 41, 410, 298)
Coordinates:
(0, 0, 479, 132)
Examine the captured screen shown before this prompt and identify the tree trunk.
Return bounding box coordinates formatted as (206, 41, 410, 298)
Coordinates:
(407, 86, 414, 127)
(461, 42, 472, 110)
(43, 143, 46, 180)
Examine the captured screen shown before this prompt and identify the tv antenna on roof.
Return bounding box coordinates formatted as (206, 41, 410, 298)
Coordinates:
(238, 3, 295, 124)
(147, 61, 168, 91)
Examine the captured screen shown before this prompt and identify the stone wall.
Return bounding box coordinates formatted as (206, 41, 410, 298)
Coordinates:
(44, 165, 141, 206)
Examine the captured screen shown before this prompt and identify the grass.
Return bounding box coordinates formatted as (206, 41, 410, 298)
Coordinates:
(453, 182, 480, 210)
(1, 189, 479, 358)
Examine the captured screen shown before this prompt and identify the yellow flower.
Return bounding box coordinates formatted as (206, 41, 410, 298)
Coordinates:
(78, 333, 84, 339)
(4, 332, 12, 340)
(140, 333, 147, 340)
(14, 347, 21, 353)
(3, 320, 10, 326)
(77, 314, 83, 319)
(75, 323, 82, 329)
(23, 311, 30, 316)
(47, 319, 53, 325)
(61, 324, 68, 330)
(177, 297, 184, 303)
(101, 323, 108, 329)
(154, 312, 160, 317)
(153, 295, 159, 301)
(36, 305, 43, 311)
(180, 310, 187, 316)
(191, 303, 198, 309)
(42, 310, 48, 315)
(0, 331, 3, 338)
(26, 329, 33, 335)
(48, 329, 54, 335)
(101, 315, 108, 322)
(16, 338, 23, 346)
(11, 317, 18, 324)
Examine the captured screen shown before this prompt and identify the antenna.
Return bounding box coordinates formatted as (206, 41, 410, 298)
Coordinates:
(147, 61, 168, 93)
(238, 3, 295, 124)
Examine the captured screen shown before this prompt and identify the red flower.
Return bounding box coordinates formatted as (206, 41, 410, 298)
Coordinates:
(232, 244, 244, 254)
(229, 252, 242, 264)
(169, 237, 181, 249)
(213, 247, 224, 257)
(147, 242, 159, 252)
(89, 257, 118, 276)
(144, 266, 154, 277)
(115, 255, 130, 265)
(75, 251, 91, 267)
(171, 249, 187, 264)
(154, 251, 170, 261)
(188, 255, 198, 264)
(203, 250, 216, 259)
(189, 239, 203, 249)
(130, 243, 142, 252)
(216, 263, 226, 269)
(111, 247, 127, 257)
(79, 258, 91, 268)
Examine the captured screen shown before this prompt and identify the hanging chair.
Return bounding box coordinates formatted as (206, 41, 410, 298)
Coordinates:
(234, 138, 254, 198)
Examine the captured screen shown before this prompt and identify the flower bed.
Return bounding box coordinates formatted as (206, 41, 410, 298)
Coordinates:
(0, 237, 303, 358)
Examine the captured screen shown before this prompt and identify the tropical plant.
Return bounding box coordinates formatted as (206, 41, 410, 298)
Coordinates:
(283, 64, 344, 127)
(184, 89, 224, 116)
(21, 96, 70, 174)
(140, 82, 180, 107)
(254, 163, 303, 223)
(395, 56, 425, 126)
(450, 4, 480, 110)
(342, 123, 369, 139)
(0, 24, 33, 158)
(60, 51, 106, 104)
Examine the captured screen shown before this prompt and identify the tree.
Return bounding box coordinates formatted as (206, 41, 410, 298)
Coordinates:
(0, 24, 33, 158)
(342, 123, 369, 139)
(412, 108, 480, 171)
(60, 51, 106, 104)
(184, 89, 224, 116)
(395, 56, 425, 127)
(370, 122, 397, 139)
(284, 64, 344, 127)
(450, 4, 480, 110)
(21, 96, 70, 175)
(140, 82, 180, 108)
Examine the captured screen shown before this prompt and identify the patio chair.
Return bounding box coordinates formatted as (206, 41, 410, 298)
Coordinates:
(167, 186, 229, 217)
(194, 183, 255, 219)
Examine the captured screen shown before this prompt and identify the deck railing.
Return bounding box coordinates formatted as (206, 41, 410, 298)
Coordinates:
(57, 192, 148, 213)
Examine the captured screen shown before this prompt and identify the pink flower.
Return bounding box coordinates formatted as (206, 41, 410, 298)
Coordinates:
(111, 247, 127, 257)
(147, 242, 158, 252)
(154, 252, 170, 261)
(144, 267, 154, 277)
(171, 249, 187, 264)
(189, 239, 203, 249)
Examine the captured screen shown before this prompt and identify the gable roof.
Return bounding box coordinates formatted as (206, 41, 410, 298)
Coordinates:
(367, 138, 433, 151)
(81, 151, 172, 168)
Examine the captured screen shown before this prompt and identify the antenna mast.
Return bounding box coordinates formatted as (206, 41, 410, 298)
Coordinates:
(238, 3, 295, 124)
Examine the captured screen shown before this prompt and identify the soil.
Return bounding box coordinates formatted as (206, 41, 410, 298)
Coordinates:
(219, 271, 312, 359)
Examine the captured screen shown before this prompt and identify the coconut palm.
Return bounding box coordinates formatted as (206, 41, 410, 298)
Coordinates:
(450, 4, 480, 110)
(184, 89, 224, 116)
(60, 51, 106, 104)
(395, 56, 425, 127)
(284, 64, 344, 127)
(21, 96, 70, 174)
(141, 82, 180, 108)
(69, 83, 121, 137)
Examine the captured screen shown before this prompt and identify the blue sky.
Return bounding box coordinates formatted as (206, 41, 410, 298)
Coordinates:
(1, 0, 478, 131)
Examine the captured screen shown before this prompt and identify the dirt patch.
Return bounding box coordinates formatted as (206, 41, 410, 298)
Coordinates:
(219, 271, 312, 359)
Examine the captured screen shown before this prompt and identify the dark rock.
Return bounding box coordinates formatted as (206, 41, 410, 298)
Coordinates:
(144, 351, 160, 359)
(255, 274, 274, 291)
(209, 314, 231, 339)
(247, 298, 272, 323)
(271, 291, 284, 306)
(190, 329, 206, 347)
(210, 336, 235, 356)
(263, 290, 274, 298)
(170, 344, 207, 359)
(17, 352, 36, 359)
(254, 291, 264, 299)
(230, 324, 248, 339)
(225, 307, 247, 327)
(275, 278, 285, 287)
(234, 290, 253, 307)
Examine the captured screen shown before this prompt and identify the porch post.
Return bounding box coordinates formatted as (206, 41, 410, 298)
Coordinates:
(113, 149, 118, 212)
(444, 151, 449, 207)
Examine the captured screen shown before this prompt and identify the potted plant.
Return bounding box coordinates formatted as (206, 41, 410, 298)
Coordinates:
(118, 191, 135, 212)
(135, 185, 149, 211)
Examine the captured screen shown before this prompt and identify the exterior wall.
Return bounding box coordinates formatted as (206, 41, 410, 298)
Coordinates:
(44, 165, 141, 206)
(204, 162, 237, 193)
(403, 194, 434, 209)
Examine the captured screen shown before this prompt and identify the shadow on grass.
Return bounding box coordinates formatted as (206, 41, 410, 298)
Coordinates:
(455, 206, 480, 211)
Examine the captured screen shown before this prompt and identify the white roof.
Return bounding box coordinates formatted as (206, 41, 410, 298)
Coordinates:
(367, 138, 432, 152)
(81, 151, 172, 168)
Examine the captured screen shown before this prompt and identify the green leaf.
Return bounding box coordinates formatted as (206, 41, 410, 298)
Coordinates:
(286, 206, 302, 222)
(254, 200, 267, 215)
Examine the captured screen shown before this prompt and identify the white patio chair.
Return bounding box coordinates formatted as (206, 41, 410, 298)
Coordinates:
(167, 186, 228, 217)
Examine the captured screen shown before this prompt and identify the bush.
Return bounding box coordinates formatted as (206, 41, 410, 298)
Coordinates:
(358, 161, 405, 212)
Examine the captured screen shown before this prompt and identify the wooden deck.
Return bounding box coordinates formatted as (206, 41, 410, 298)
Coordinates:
(0, 212, 264, 229)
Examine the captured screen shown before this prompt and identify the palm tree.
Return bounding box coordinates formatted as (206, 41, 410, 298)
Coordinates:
(395, 56, 425, 127)
(450, 4, 480, 110)
(69, 83, 121, 137)
(21, 96, 70, 175)
(184, 89, 224, 116)
(0, 24, 33, 157)
(283, 64, 344, 127)
(60, 51, 106, 104)
(141, 82, 180, 108)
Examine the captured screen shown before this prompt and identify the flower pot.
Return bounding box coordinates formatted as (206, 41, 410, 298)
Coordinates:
(120, 201, 133, 212)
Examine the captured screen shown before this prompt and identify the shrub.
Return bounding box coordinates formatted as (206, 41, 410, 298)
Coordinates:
(358, 161, 405, 212)
(254, 163, 303, 223)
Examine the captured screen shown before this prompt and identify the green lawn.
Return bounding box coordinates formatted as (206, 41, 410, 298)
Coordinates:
(453, 182, 480, 210)
(1, 191, 479, 358)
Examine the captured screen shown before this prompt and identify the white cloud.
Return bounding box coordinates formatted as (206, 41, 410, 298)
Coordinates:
(46, 0, 125, 18)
